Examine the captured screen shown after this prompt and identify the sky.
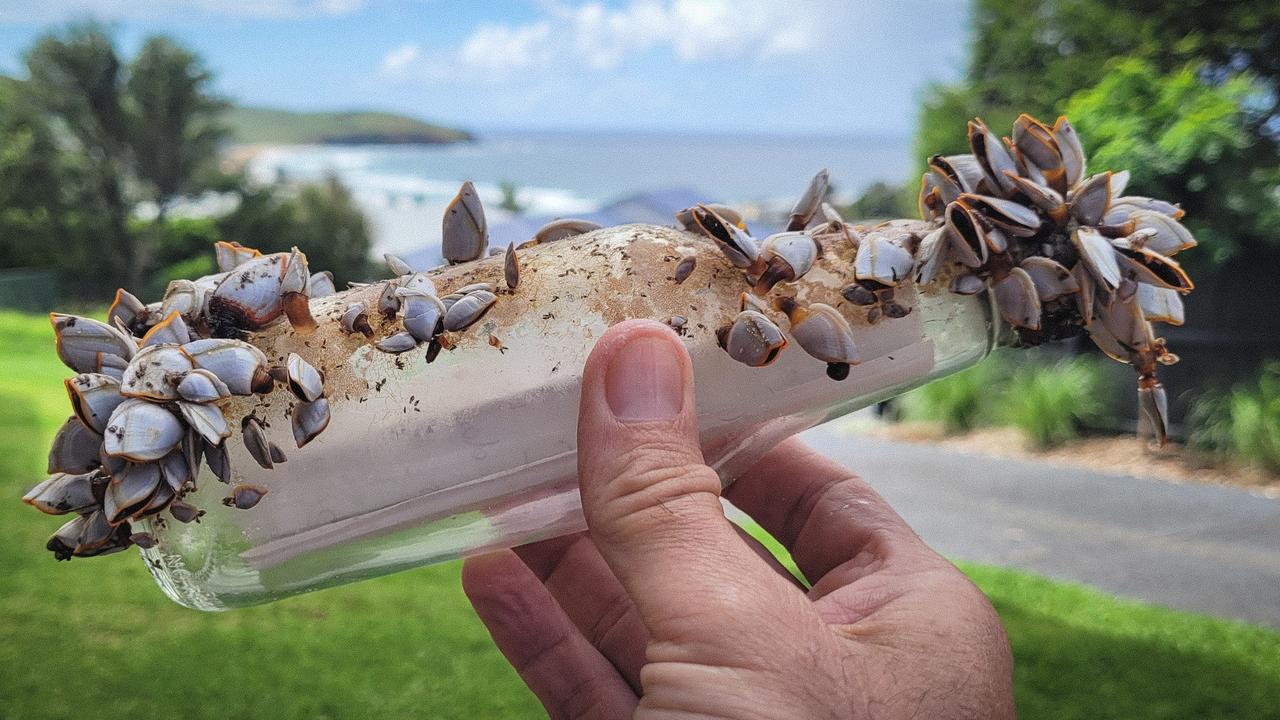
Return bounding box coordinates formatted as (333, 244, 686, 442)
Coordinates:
(0, 0, 971, 135)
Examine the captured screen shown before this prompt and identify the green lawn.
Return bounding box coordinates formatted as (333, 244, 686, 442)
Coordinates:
(3, 310, 1279, 719)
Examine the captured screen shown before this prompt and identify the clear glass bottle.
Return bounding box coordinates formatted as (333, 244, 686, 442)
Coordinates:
(139, 224, 998, 610)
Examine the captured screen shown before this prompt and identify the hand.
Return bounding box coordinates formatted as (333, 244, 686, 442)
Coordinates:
(463, 320, 1016, 719)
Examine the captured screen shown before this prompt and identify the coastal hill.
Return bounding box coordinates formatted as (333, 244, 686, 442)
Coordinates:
(224, 106, 472, 145)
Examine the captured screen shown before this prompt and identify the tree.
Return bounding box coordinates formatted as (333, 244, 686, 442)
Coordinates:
(20, 25, 228, 293)
(218, 175, 373, 287)
(23, 23, 133, 290)
(914, 0, 1280, 267)
(127, 37, 229, 220)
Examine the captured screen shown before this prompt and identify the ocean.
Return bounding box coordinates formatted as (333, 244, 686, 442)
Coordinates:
(246, 131, 913, 257)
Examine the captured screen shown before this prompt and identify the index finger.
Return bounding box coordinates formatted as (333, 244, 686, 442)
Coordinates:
(722, 437, 930, 595)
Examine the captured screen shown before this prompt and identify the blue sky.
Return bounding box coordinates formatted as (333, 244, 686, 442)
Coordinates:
(0, 1, 971, 135)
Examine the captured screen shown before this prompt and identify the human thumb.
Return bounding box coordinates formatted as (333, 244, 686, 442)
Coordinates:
(576, 320, 784, 640)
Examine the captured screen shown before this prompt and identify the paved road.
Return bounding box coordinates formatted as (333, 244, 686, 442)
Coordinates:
(798, 425, 1280, 628)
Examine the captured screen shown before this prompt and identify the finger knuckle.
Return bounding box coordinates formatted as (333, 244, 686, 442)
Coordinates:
(593, 444, 721, 536)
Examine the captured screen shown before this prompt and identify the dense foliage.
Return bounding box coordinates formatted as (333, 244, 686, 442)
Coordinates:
(913, 0, 1280, 267)
(900, 350, 1106, 446)
(1192, 362, 1280, 473)
(0, 26, 373, 301)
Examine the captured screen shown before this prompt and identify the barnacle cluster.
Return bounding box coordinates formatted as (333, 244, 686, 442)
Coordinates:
(916, 114, 1195, 443)
(26, 113, 1197, 563)
(26, 244, 335, 559)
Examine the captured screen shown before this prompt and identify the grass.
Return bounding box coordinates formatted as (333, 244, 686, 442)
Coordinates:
(3, 310, 1280, 718)
(1192, 362, 1280, 474)
(224, 106, 472, 146)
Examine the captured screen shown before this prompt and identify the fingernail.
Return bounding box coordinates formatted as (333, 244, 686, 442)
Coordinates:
(605, 334, 684, 422)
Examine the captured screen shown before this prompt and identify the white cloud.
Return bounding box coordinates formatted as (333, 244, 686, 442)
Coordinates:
(458, 21, 553, 73)
(379, 42, 422, 75)
(381, 0, 823, 80)
(0, 0, 371, 23)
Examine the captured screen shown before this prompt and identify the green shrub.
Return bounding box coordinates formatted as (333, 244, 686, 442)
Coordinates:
(899, 352, 1106, 445)
(899, 354, 1008, 433)
(996, 358, 1104, 448)
(1191, 363, 1280, 473)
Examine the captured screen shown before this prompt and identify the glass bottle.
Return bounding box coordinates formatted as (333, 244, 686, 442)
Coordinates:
(140, 223, 998, 610)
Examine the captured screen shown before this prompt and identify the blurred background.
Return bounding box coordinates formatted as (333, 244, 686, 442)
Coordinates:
(1, 1, 1278, 718)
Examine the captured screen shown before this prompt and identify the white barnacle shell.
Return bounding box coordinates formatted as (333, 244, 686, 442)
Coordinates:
(375, 331, 418, 354)
(281, 247, 311, 295)
(104, 462, 162, 524)
(48, 416, 102, 474)
(1112, 244, 1194, 294)
(854, 232, 914, 286)
(214, 241, 261, 273)
(203, 441, 232, 484)
(781, 301, 860, 365)
(959, 193, 1042, 237)
(787, 168, 829, 231)
(504, 242, 519, 289)
(46, 514, 88, 559)
(1003, 172, 1066, 218)
(286, 352, 325, 402)
(1138, 382, 1169, 446)
(755, 231, 820, 293)
(179, 401, 230, 446)
(689, 204, 759, 269)
(1072, 227, 1122, 292)
(443, 290, 497, 332)
(103, 399, 184, 462)
(138, 483, 175, 517)
(24, 472, 100, 515)
(309, 271, 336, 298)
(107, 288, 147, 332)
(534, 218, 602, 244)
(944, 202, 988, 269)
(442, 180, 488, 263)
(119, 344, 195, 401)
(949, 272, 986, 296)
(1127, 210, 1197, 256)
(1020, 257, 1079, 301)
(454, 282, 496, 295)
(1103, 196, 1184, 225)
(993, 267, 1042, 330)
(913, 226, 951, 285)
(399, 289, 446, 342)
(292, 398, 331, 448)
(177, 368, 231, 403)
(718, 310, 787, 367)
(50, 313, 137, 374)
(209, 252, 291, 329)
(157, 448, 193, 493)
(1052, 116, 1087, 187)
(1067, 172, 1113, 226)
(65, 373, 125, 434)
(402, 272, 436, 296)
(968, 119, 1020, 196)
(384, 253, 414, 276)
(341, 302, 372, 337)
(1137, 284, 1185, 326)
(378, 281, 401, 317)
(241, 417, 274, 469)
(182, 338, 273, 396)
(139, 311, 191, 348)
(160, 279, 207, 322)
